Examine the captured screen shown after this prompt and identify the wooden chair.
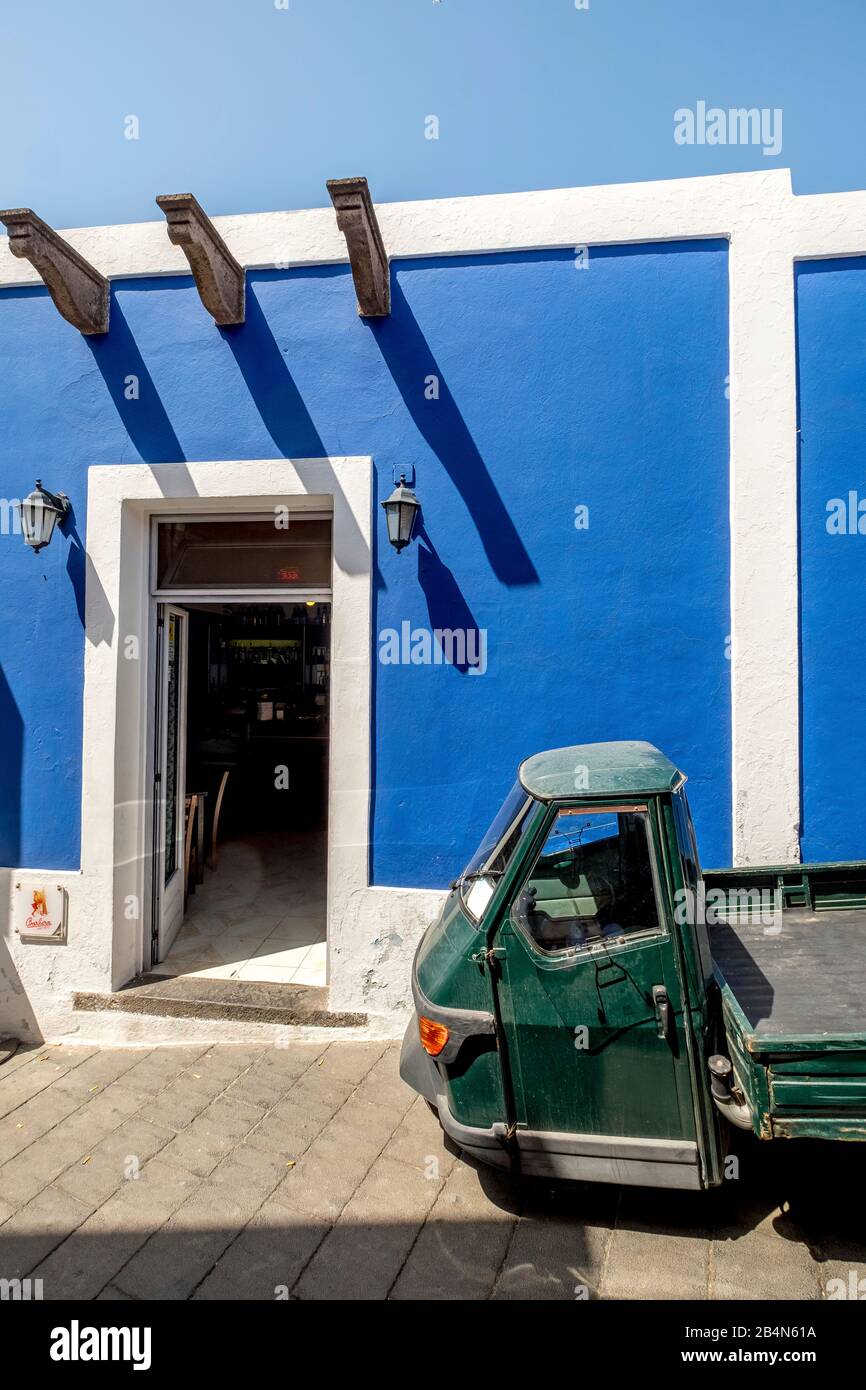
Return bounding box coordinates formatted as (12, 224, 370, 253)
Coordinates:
(183, 793, 199, 911)
(209, 770, 231, 870)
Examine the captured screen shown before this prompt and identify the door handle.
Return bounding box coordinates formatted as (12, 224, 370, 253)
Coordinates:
(652, 984, 673, 1043)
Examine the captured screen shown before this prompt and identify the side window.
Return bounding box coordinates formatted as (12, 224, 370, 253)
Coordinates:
(512, 807, 662, 954)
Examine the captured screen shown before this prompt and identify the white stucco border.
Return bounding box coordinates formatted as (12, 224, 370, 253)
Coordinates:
(6, 166, 866, 948)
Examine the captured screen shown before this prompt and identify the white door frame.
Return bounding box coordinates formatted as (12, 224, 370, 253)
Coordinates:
(81, 459, 385, 1008)
(153, 603, 189, 963)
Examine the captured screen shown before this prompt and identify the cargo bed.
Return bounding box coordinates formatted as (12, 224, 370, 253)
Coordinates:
(710, 905, 866, 1045)
(704, 863, 866, 1139)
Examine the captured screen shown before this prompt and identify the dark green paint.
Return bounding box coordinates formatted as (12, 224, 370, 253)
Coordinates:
(519, 740, 683, 801)
(412, 740, 866, 1187)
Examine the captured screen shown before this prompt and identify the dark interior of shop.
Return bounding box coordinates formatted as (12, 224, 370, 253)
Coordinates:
(184, 601, 331, 842)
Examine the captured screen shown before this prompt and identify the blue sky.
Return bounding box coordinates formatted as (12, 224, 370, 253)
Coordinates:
(3, 0, 864, 227)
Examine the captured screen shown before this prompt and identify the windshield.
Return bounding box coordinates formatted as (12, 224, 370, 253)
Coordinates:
(459, 781, 536, 922)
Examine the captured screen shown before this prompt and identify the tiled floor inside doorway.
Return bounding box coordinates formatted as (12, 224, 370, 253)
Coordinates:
(151, 831, 326, 986)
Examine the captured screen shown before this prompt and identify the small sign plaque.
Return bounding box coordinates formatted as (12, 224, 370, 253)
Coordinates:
(14, 883, 68, 943)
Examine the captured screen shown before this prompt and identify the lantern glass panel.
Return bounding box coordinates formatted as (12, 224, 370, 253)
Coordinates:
(22, 498, 57, 548)
(398, 501, 415, 545)
(384, 504, 401, 547)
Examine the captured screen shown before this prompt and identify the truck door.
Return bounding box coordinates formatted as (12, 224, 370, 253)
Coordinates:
(494, 801, 703, 1187)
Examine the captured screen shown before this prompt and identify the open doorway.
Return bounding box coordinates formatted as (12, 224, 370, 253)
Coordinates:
(152, 598, 331, 985)
(148, 512, 333, 987)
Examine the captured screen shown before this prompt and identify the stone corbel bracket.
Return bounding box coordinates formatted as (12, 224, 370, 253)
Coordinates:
(327, 177, 390, 317)
(0, 208, 109, 334)
(156, 193, 245, 325)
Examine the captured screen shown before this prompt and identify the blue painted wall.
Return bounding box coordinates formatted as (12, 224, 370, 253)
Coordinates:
(797, 258, 866, 862)
(0, 240, 731, 881)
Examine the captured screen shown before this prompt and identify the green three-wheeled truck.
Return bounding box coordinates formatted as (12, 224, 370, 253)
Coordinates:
(400, 741, 866, 1190)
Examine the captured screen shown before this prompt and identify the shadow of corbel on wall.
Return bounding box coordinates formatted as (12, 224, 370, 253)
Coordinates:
(222, 283, 327, 459)
(86, 292, 185, 463)
(370, 279, 539, 589)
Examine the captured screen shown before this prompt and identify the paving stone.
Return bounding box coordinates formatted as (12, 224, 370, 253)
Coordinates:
(0, 1046, 96, 1119)
(382, 1095, 459, 1177)
(616, 1184, 713, 1238)
(273, 1130, 374, 1223)
(221, 1069, 293, 1112)
(0, 1106, 124, 1209)
(494, 1216, 612, 1300)
(194, 1046, 265, 1080)
(353, 1045, 414, 1118)
(31, 1212, 152, 1301)
(113, 1183, 257, 1300)
(282, 1068, 355, 1120)
(711, 1231, 821, 1300)
(314, 1041, 386, 1086)
(321, 1095, 403, 1156)
(294, 1155, 440, 1300)
(116, 1047, 210, 1097)
(134, 1078, 218, 1132)
(167, 1070, 239, 1104)
(393, 1157, 517, 1300)
(50, 1049, 148, 1102)
(197, 1098, 267, 1141)
(0, 1043, 49, 1078)
(55, 1118, 175, 1207)
(249, 1042, 328, 1081)
(193, 1201, 329, 1300)
(254, 1039, 328, 1068)
(601, 1227, 711, 1299)
(68, 1082, 148, 1139)
(0, 1185, 92, 1280)
(96, 1284, 135, 1299)
(245, 1106, 329, 1159)
(0, 1080, 145, 1194)
(265, 1093, 337, 1133)
(167, 1056, 252, 1105)
(0, 1086, 85, 1163)
(31, 1160, 201, 1299)
(209, 1146, 289, 1205)
(111, 1157, 202, 1221)
(158, 1120, 239, 1177)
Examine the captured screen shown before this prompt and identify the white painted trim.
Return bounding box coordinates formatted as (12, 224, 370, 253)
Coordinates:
(0, 169, 793, 286)
(727, 235, 800, 865)
(4, 170, 865, 289)
(72, 456, 421, 1033)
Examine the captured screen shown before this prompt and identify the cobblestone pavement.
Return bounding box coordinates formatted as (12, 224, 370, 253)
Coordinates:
(0, 1041, 863, 1300)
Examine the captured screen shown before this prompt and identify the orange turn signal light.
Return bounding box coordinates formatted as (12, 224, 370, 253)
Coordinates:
(418, 1015, 450, 1057)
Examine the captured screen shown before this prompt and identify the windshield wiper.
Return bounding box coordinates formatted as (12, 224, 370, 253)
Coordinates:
(450, 868, 504, 892)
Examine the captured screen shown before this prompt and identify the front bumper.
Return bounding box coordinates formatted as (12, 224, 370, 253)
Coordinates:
(398, 1017, 441, 1105)
(400, 1013, 702, 1188)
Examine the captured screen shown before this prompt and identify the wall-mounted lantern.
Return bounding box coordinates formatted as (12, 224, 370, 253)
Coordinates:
(19, 480, 70, 552)
(381, 474, 421, 553)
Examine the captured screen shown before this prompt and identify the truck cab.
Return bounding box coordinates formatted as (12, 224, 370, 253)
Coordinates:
(400, 740, 866, 1189)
